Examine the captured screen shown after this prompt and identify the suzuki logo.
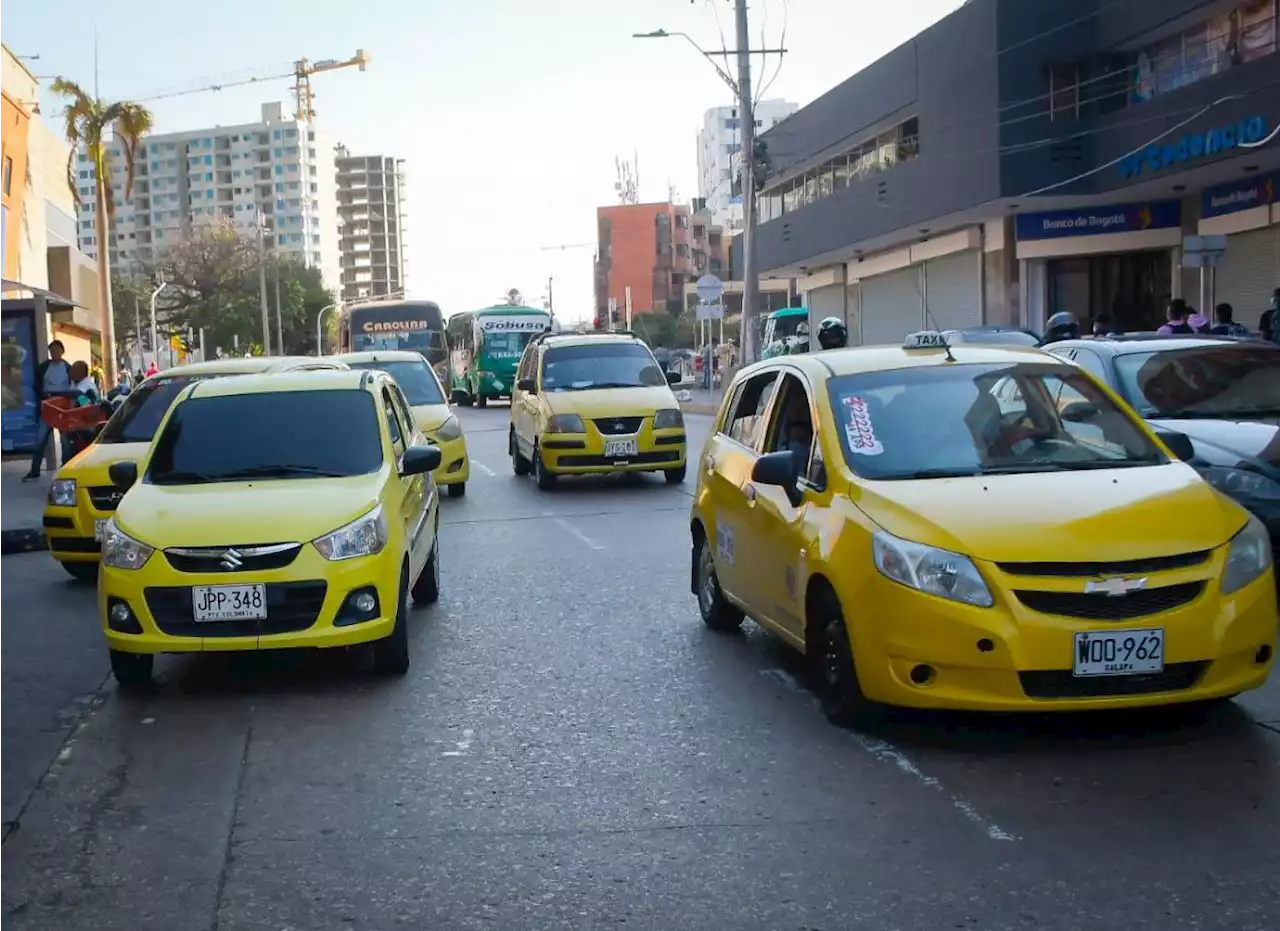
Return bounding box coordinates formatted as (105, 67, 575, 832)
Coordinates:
(106, 492, 123, 504)
(219, 548, 244, 570)
(1084, 576, 1148, 597)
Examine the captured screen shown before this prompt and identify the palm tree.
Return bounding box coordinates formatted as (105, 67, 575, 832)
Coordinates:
(51, 79, 153, 384)
(504, 288, 524, 306)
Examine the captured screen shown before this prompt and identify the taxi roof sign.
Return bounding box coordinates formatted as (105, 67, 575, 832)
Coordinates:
(903, 330, 949, 350)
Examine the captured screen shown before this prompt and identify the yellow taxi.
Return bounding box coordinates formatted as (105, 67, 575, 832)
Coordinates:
(690, 331, 1277, 726)
(332, 350, 470, 496)
(44, 356, 348, 582)
(509, 331, 686, 489)
(98, 368, 442, 687)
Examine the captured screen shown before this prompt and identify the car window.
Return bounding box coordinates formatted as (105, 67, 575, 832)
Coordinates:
(382, 387, 405, 450)
(96, 373, 232, 444)
(389, 384, 418, 441)
(1071, 347, 1109, 382)
(825, 361, 1166, 480)
(517, 344, 537, 383)
(540, 342, 665, 391)
(762, 374, 818, 483)
(1113, 344, 1280, 418)
(344, 360, 444, 406)
(723, 371, 779, 449)
(147, 389, 382, 484)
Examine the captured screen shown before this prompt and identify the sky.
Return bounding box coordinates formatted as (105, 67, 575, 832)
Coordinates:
(6, 0, 964, 324)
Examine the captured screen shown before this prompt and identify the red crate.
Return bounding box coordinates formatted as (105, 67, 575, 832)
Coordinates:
(41, 396, 107, 432)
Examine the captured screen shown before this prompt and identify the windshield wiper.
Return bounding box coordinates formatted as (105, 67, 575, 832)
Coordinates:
(150, 469, 220, 484)
(1148, 410, 1224, 419)
(878, 466, 983, 480)
(215, 464, 348, 479)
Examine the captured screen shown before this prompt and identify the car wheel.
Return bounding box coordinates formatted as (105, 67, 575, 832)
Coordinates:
(664, 464, 687, 484)
(374, 568, 411, 675)
(476, 394, 488, 409)
(534, 442, 556, 490)
(806, 586, 879, 729)
(511, 429, 531, 476)
(109, 650, 154, 690)
(447, 482, 466, 498)
(458, 391, 473, 407)
(411, 537, 441, 607)
(695, 531, 743, 631)
(61, 561, 98, 584)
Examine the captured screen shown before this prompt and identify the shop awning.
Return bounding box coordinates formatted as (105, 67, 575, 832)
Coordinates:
(1, 278, 82, 309)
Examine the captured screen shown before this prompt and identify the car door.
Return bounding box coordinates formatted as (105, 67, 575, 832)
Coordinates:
(704, 369, 780, 611)
(380, 385, 422, 576)
(512, 344, 538, 456)
(389, 383, 432, 573)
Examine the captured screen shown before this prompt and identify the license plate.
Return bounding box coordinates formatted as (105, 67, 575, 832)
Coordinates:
(1072, 627, 1164, 677)
(191, 584, 268, 622)
(604, 437, 638, 458)
(93, 519, 109, 542)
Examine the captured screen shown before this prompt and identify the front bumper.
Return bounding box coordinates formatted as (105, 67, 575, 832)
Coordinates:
(99, 545, 402, 655)
(426, 434, 470, 486)
(44, 483, 120, 565)
(540, 423, 686, 475)
(849, 554, 1277, 712)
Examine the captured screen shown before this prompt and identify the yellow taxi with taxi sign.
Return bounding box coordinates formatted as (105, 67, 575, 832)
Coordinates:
(690, 330, 1277, 725)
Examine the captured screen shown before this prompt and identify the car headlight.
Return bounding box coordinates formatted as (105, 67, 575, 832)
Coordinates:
(48, 478, 77, 507)
(435, 414, 463, 441)
(872, 530, 994, 607)
(1199, 465, 1280, 502)
(653, 409, 684, 429)
(101, 519, 154, 570)
(546, 413, 585, 434)
(1221, 514, 1272, 595)
(313, 504, 389, 561)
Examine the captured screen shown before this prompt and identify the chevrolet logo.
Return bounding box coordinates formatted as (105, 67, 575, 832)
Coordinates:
(219, 548, 244, 570)
(1084, 576, 1148, 597)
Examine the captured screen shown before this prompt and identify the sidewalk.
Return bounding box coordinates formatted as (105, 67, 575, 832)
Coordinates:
(1, 457, 48, 555)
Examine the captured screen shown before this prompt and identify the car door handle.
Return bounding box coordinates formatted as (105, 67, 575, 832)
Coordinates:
(744, 484, 757, 504)
(705, 454, 715, 473)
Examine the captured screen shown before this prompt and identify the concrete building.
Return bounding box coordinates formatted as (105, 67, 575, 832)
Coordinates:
(696, 99, 798, 232)
(77, 102, 342, 293)
(745, 0, 1280, 345)
(335, 146, 407, 303)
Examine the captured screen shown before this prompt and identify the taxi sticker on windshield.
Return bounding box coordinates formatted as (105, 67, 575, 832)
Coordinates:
(841, 396, 884, 456)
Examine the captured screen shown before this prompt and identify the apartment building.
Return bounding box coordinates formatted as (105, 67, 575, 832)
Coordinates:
(696, 99, 798, 232)
(335, 146, 407, 303)
(76, 102, 341, 292)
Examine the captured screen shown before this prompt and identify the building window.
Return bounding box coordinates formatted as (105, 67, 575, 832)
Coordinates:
(2, 156, 12, 195)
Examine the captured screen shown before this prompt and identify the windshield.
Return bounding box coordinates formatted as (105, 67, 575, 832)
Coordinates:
(147, 389, 382, 484)
(483, 331, 537, 357)
(352, 329, 446, 354)
(541, 343, 666, 391)
(948, 329, 1040, 347)
(766, 314, 806, 344)
(827, 362, 1166, 480)
(97, 373, 232, 444)
(1113, 344, 1280, 419)
(344, 360, 444, 406)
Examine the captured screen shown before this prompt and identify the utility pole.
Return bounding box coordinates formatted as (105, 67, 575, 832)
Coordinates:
(734, 0, 760, 364)
(133, 295, 142, 372)
(547, 276, 554, 316)
(273, 257, 284, 355)
(257, 210, 271, 355)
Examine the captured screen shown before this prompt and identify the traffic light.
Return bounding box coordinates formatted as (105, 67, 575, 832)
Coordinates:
(752, 138, 771, 188)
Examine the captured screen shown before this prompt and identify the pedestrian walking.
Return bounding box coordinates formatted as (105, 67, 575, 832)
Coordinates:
(23, 340, 73, 481)
(1210, 303, 1250, 337)
(1157, 299, 1195, 335)
(145, 360, 159, 378)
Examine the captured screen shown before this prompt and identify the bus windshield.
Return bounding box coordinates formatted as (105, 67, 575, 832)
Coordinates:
(345, 302, 447, 367)
(482, 331, 537, 357)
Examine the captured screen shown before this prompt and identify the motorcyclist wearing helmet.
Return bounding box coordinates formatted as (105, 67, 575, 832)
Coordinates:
(1039, 311, 1080, 346)
(816, 316, 848, 351)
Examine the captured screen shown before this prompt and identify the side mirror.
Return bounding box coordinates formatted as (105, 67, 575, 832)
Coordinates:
(400, 443, 442, 477)
(751, 450, 804, 507)
(517, 377, 536, 394)
(1061, 400, 1099, 423)
(665, 370, 681, 385)
(108, 460, 139, 488)
(1154, 428, 1195, 463)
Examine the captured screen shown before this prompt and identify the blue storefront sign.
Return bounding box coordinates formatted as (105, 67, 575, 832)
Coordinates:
(1201, 172, 1278, 219)
(1, 309, 41, 452)
(1015, 200, 1182, 241)
(1120, 116, 1270, 180)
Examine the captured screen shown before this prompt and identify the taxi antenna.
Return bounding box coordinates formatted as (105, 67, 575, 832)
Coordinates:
(917, 283, 956, 363)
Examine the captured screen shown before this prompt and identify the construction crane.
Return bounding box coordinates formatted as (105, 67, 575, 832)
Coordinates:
(134, 50, 369, 122)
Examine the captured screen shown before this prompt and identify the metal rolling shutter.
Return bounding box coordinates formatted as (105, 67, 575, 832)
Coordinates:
(1216, 227, 1279, 330)
(847, 281, 862, 345)
(924, 250, 982, 330)
(859, 267, 922, 346)
(807, 284, 844, 350)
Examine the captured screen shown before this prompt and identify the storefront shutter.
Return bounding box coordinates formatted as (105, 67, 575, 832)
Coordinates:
(806, 284, 844, 350)
(859, 267, 922, 345)
(1215, 227, 1279, 330)
(924, 250, 983, 330)
(846, 281, 861, 345)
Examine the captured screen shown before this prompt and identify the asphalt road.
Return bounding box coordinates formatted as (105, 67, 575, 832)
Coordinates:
(3, 405, 1280, 930)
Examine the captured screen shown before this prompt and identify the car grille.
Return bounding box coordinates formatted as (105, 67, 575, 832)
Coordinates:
(559, 451, 680, 467)
(996, 551, 1210, 577)
(1019, 662, 1209, 699)
(593, 416, 644, 436)
(144, 581, 327, 638)
(163, 542, 303, 573)
(87, 486, 126, 512)
(1014, 581, 1204, 620)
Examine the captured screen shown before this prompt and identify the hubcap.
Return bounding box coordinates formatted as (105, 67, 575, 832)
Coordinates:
(698, 545, 717, 614)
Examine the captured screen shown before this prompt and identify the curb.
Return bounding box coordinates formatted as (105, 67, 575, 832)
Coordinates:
(1, 528, 46, 557)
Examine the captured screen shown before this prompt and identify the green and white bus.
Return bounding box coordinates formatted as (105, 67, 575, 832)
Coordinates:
(447, 305, 554, 407)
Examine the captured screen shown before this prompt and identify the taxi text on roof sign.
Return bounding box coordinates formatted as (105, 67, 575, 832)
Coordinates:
(902, 331, 950, 350)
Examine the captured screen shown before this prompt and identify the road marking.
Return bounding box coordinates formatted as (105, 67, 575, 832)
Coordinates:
(759, 668, 1017, 842)
(550, 515, 605, 550)
(442, 728, 475, 757)
(470, 459, 496, 477)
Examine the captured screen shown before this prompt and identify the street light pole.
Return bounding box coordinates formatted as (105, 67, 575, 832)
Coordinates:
(273, 257, 284, 355)
(547, 276, 554, 316)
(256, 209, 271, 355)
(316, 302, 338, 356)
(148, 280, 168, 370)
(733, 0, 760, 365)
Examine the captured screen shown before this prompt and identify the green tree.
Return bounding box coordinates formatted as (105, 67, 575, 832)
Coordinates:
(504, 288, 524, 306)
(50, 79, 153, 384)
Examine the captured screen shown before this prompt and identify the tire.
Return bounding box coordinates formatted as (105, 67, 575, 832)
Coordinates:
(664, 465, 687, 484)
(447, 482, 466, 498)
(476, 393, 488, 409)
(411, 537, 441, 607)
(374, 569, 411, 675)
(694, 531, 743, 631)
(61, 561, 98, 584)
(110, 650, 154, 690)
(458, 391, 474, 408)
(533, 442, 556, 490)
(806, 586, 879, 729)
(511, 430, 531, 476)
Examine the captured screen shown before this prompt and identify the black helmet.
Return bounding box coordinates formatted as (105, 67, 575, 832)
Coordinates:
(1041, 311, 1079, 345)
(817, 316, 848, 350)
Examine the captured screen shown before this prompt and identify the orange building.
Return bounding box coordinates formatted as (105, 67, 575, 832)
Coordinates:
(1, 51, 34, 280)
(594, 202, 706, 326)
